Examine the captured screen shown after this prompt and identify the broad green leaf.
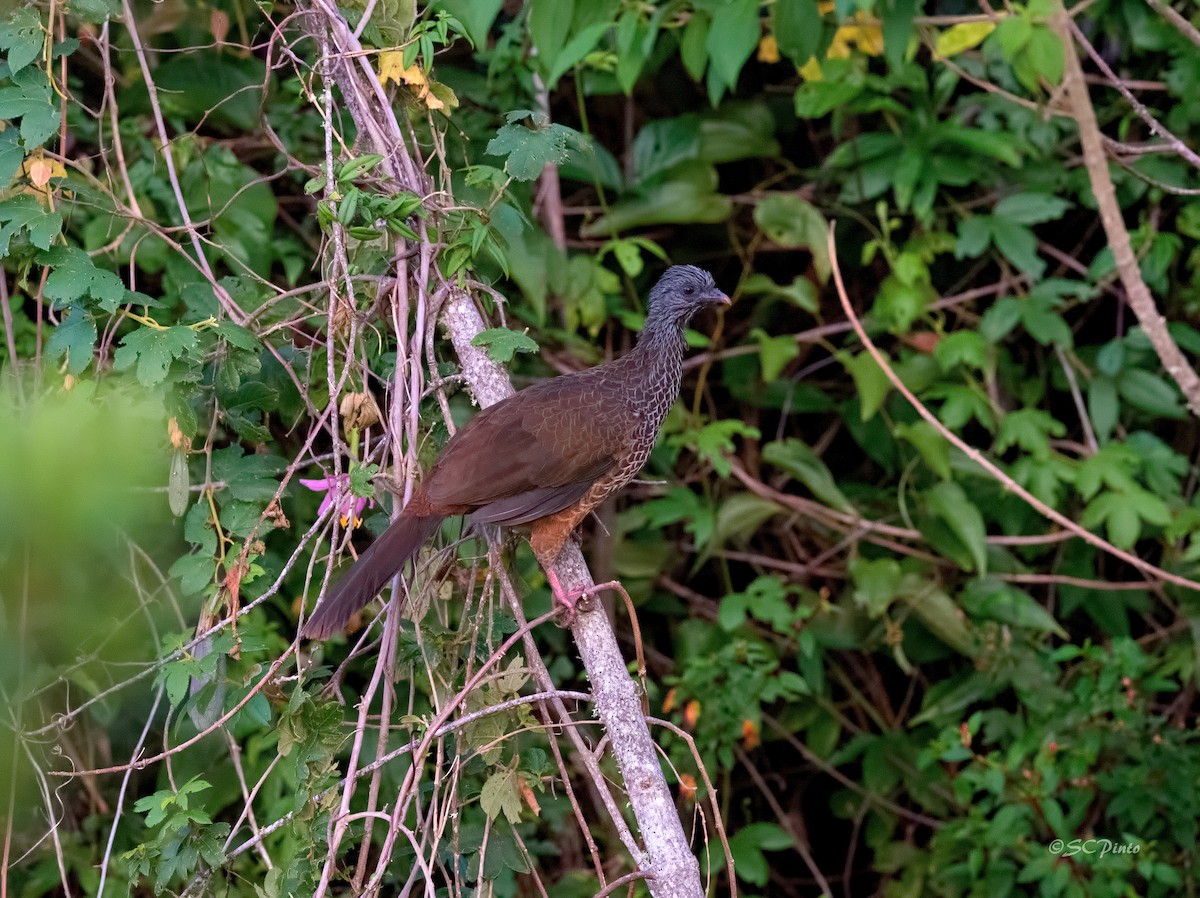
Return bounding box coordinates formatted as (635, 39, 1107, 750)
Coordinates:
(840, 350, 890, 421)
(0, 67, 57, 145)
(471, 327, 539, 362)
(895, 421, 951, 480)
(903, 587, 977, 656)
(40, 246, 127, 310)
(528, 0, 575, 77)
(750, 327, 800, 381)
(961, 579, 1067, 637)
(849, 556, 901, 616)
(480, 769, 523, 824)
(0, 194, 62, 256)
(486, 111, 585, 181)
(0, 7, 43, 75)
(706, 493, 784, 557)
(1117, 368, 1187, 418)
(774, 0, 823, 65)
(994, 14, 1032, 58)
(707, 0, 759, 93)
(582, 161, 733, 235)
(113, 326, 199, 386)
(753, 193, 830, 281)
(432, 0, 502, 47)
(1027, 25, 1064, 85)
(924, 480, 988, 575)
(763, 438, 854, 512)
(994, 192, 1070, 225)
(989, 218, 1043, 277)
(45, 305, 96, 375)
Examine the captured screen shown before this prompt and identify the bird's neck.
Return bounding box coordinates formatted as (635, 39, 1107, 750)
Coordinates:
(630, 315, 687, 385)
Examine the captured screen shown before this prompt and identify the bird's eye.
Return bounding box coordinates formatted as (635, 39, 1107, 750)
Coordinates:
(684, 285, 695, 295)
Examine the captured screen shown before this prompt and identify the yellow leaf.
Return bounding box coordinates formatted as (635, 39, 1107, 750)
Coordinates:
(934, 21, 996, 57)
(758, 34, 780, 64)
(23, 156, 66, 187)
(378, 49, 413, 88)
(798, 56, 823, 81)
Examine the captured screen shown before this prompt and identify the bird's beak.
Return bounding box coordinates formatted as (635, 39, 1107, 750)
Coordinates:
(707, 289, 731, 306)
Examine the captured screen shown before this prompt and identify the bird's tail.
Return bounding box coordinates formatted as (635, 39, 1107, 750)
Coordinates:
(302, 512, 443, 639)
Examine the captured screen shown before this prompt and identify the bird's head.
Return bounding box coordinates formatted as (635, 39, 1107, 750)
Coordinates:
(647, 265, 730, 324)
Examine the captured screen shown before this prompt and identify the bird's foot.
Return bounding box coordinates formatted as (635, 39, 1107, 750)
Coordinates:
(546, 570, 629, 627)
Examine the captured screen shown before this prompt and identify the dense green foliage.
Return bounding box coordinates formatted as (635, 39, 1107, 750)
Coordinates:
(3, 0, 1200, 895)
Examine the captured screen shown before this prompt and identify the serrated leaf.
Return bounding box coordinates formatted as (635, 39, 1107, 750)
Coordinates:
(0, 67, 58, 145)
(480, 769, 523, 824)
(485, 112, 585, 181)
(45, 305, 96, 375)
(0, 194, 62, 255)
(0, 8, 44, 75)
(40, 245, 127, 310)
(471, 326, 539, 363)
(113, 326, 199, 386)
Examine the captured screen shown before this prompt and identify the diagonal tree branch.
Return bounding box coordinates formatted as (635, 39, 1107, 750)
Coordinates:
(1051, 0, 1200, 418)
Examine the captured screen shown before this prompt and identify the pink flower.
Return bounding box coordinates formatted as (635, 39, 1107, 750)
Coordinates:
(300, 473, 374, 528)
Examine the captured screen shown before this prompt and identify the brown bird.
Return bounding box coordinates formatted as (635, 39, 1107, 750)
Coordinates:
(302, 265, 729, 639)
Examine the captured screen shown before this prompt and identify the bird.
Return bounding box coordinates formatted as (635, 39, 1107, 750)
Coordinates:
(302, 265, 730, 639)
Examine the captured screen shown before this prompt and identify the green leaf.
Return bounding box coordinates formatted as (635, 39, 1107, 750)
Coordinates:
(978, 296, 1021, 342)
(994, 192, 1070, 225)
(471, 326, 539, 363)
(707, 493, 784, 556)
(40, 246, 127, 310)
(753, 193, 830, 282)
(680, 11, 711, 80)
(994, 14, 1032, 58)
(774, 0, 823, 65)
(529, 0, 575, 80)
(0, 66, 58, 145)
(995, 408, 1065, 459)
(989, 218, 1043, 277)
(545, 21, 611, 88)
(1088, 375, 1119, 443)
(840, 350, 890, 421)
(1026, 25, 1064, 85)
(485, 111, 585, 181)
(849, 556, 902, 616)
(0, 8, 44, 75)
(750, 327, 800, 381)
(903, 587, 977, 656)
(113, 326, 199, 386)
(670, 419, 760, 477)
(480, 769, 523, 824)
(582, 161, 733, 235)
(763, 438, 854, 512)
(211, 446, 282, 502)
(0, 194, 62, 256)
(895, 420, 951, 479)
(432, 0, 502, 47)
(707, 0, 759, 94)
(1117, 368, 1187, 418)
(45, 305, 96, 375)
(924, 480, 988, 575)
(933, 331, 987, 371)
(961, 579, 1068, 637)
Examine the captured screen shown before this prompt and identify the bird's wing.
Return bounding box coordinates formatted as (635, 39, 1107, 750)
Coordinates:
(421, 371, 635, 512)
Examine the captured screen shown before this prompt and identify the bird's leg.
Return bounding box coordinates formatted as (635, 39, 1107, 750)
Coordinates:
(545, 568, 585, 624)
